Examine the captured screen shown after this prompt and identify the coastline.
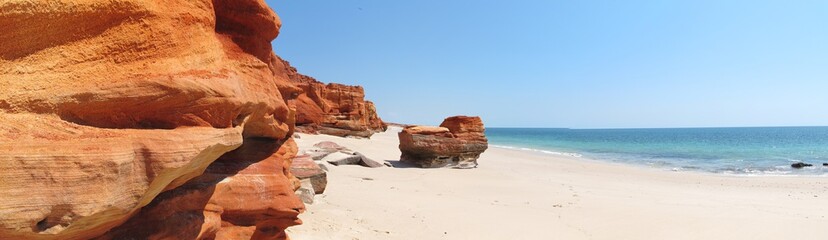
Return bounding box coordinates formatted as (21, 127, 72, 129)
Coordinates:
(488, 144, 828, 177)
(288, 127, 828, 240)
(485, 127, 828, 176)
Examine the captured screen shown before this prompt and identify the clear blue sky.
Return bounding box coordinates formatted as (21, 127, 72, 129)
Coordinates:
(266, 0, 828, 128)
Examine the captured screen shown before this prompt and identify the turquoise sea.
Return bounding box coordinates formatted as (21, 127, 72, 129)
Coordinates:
(486, 127, 828, 175)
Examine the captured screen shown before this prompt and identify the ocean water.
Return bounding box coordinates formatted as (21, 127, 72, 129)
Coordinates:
(486, 127, 828, 175)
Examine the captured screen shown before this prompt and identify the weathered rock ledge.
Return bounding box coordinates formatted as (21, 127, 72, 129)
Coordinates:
(279, 59, 387, 138)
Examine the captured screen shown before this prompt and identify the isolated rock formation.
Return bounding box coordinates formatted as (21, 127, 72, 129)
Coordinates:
(279, 59, 387, 138)
(0, 0, 305, 239)
(399, 116, 489, 168)
(440, 116, 488, 142)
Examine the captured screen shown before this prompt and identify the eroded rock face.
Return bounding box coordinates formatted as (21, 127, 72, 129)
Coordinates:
(278, 59, 387, 138)
(399, 116, 489, 168)
(97, 139, 304, 240)
(0, 0, 304, 239)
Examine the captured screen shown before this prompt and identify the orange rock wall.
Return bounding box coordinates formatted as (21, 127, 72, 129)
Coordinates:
(0, 0, 304, 239)
(278, 58, 387, 138)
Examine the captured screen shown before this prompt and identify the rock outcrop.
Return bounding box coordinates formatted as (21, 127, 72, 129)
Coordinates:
(0, 0, 305, 239)
(398, 116, 489, 168)
(97, 139, 304, 240)
(279, 59, 387, 138)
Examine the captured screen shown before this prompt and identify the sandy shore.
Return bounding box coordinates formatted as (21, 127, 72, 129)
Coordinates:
(287, 127, 828, 240)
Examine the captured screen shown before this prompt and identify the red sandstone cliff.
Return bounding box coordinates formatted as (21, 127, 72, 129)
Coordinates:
(278, 58, 387, 138)
(0, 0, 305, 239)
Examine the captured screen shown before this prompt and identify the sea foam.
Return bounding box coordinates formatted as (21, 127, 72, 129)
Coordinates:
(491, 144, 583, 158)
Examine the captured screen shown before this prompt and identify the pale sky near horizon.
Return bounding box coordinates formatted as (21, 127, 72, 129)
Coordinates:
(267, 0, 828, 128)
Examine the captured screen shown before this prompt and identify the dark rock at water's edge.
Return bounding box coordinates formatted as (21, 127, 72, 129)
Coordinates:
(791, 162, 813, 169)
(824, 163, 828, 166)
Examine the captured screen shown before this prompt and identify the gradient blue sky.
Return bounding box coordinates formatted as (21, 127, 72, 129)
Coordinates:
(267, 0, 828, 128)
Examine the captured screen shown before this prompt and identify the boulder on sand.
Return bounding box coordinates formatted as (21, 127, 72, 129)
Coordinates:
(399, 116, 489, 168)
(314, 141, 349, 151)
(323, 152, 363, 166)
(303, 147, 335, 160)
(355, 152, 392, 168)
(295, 179, 316, 204)
(300, 141, 351, 160)
(290, 154, 328, 194)
(322, 151, 389, 168)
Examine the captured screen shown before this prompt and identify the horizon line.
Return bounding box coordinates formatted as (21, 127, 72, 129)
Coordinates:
(486, 125, 828, 130)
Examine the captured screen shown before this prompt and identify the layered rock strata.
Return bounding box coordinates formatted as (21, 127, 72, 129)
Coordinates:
(398, 116, 489, 168)
(279, 60, 387, 138)
(97, 139, 304, 239)
(0, 0, 305, 239)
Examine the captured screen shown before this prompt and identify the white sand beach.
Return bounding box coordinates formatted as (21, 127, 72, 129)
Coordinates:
(288, 127, 828, 240)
